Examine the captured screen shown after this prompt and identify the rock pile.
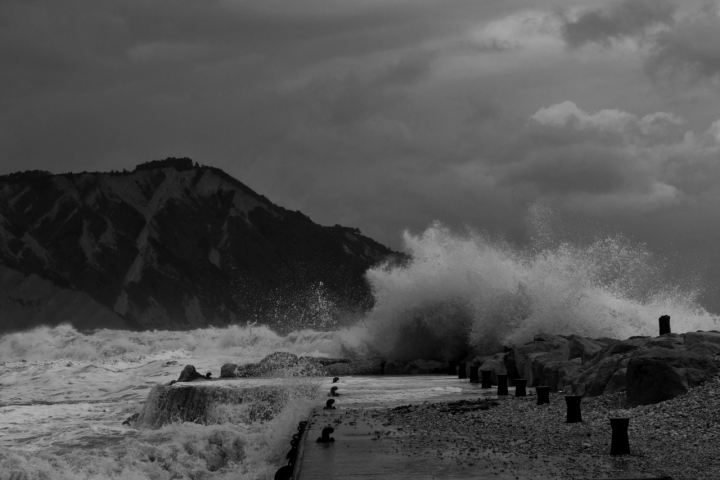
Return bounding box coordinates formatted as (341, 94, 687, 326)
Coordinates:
(475, 330, 720, 405)
(220, 352, 383, 378)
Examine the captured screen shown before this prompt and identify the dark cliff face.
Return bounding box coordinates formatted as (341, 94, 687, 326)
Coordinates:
(0, 160, 398, 333)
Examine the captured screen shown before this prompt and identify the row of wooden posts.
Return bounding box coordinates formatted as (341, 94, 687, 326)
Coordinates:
(450, 362, 631, 456)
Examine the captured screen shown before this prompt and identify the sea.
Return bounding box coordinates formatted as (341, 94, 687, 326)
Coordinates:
(2, 212, 719, 479)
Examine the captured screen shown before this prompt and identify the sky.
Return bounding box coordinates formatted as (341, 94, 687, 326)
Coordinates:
(3, 0, 720, 309)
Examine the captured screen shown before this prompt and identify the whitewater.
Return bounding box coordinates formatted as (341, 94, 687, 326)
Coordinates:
(2, 211, 719, 479)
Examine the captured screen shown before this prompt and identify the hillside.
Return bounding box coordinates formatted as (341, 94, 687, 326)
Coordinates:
(0, 158, 398, 333)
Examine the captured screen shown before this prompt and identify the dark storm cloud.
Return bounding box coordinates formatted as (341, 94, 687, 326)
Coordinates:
(0, 0, 492, 175)
(645, 8, 720, 84)
(562, 0, 676, 48)
(6, 0, 720, 314)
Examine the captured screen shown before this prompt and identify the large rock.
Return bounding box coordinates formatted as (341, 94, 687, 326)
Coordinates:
(503, 350, 521, 385)
(586, 354, 624, 396)
(514, 335, 568, 382)
(687, 341, 720, 356)
(503, 330, 720, 404)
(537, 355, 577, 392)
(605, 368, 627, 394)
(479, 353, 507, 384)
(177, 365, 204, 383)
(646, 333, 684, 349)
(626, 349, 720, 406)
(220, 352, 346, 378)
(580, 336, 651, 373)
(563, 335, 604, 363)
(685, 331, 720, 348)
(556, 358, 582, 393)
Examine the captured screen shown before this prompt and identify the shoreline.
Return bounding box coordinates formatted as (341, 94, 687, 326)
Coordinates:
(293, 375, 720, 479)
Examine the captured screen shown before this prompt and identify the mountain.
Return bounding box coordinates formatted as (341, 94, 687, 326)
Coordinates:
(0, 158, 399, 333)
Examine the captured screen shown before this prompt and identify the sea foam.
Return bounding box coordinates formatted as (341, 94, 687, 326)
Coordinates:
(363, 208, 719, 361)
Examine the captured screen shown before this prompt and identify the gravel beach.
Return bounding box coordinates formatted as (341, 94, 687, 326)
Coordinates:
(336, 376, 720, 480)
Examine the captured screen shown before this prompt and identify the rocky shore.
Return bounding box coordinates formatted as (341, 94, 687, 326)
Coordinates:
(356, 375, 720, 480)
(148, 328, 720, 479)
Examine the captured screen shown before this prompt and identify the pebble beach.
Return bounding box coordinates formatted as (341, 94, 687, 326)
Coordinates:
(322, 376, 720, 480)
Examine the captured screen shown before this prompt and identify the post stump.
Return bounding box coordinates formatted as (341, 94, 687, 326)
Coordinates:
(497, 374, 509, 396)
(565, 395, 583, 423)
(481, 369, 492, 389)
(469, 365, 480, 383)
(659, 315, 671, 335)
(458, 362, 467, 379)
(536, 386, 550, 405)
(515, 378, 527, 397)
(610, 417, 631, 455)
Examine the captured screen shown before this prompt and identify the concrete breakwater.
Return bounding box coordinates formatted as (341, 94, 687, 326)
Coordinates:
(135, 379, 316, 428)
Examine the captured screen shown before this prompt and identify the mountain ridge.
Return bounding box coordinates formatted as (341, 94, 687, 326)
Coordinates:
(0, 158, 400, 333)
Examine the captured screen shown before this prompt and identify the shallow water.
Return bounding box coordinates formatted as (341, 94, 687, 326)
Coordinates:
(0, 324, 504, 480)
(0, 326, 341, 480)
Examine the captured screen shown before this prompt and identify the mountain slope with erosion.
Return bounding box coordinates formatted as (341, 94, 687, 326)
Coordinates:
(0, 158, 397, 332)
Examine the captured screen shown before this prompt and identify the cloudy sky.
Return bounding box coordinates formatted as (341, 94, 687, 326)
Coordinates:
(3, 0, 720, 308)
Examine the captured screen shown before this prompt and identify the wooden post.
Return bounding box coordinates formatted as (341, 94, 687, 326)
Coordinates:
(448, 361, 457, 375)
(514, 378, 527, 397)
(481, 369, 492, 388)
(659, 315, 671, 335)
(565, 395, 583, 423)
(496, 374, 509, 395)
(469, 365, 480, 383)
(610, 417, 631, 455)
(458, 362, 467, 379)
(536, 386, 550, 405)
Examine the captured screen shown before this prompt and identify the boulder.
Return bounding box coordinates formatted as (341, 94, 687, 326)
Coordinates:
(556, 358, 582, 393)
(177, 365, 204, 383)
(647, 333, 684, 349)
(526, 351, 556, 387)
(514, 335, 568, 381)
(220, 363, 241, 378)
(219, 353, 345, 378)
(581, 336, 650, 372)
(626, 348, 720, 406)
(586, 354, 624, 396)
(605, 368, 627, 394)
(300, 356, 351, 366)
(503, 350, 521, 384)
(563, 335, 604, 363)
(479, 353, 507, 384)
(687, 341, 720, 356)
(685, 331, 720, 348)
(538, 355, 578, 392)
